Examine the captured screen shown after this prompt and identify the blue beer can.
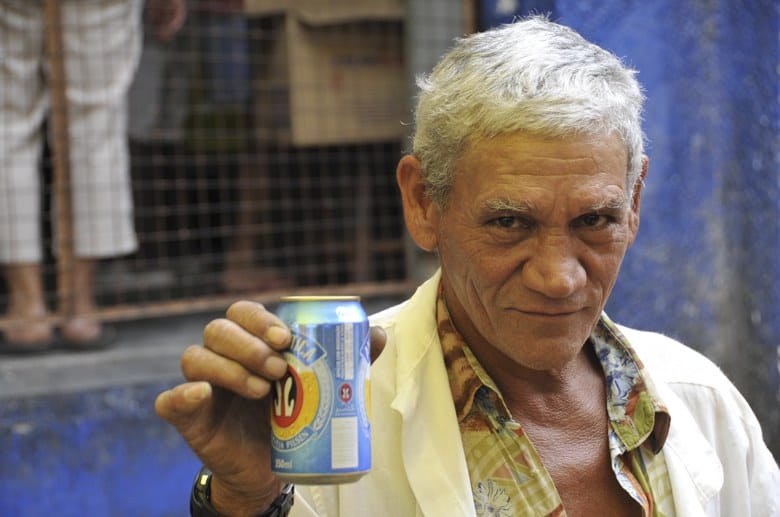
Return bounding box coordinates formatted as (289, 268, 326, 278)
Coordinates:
(271, 296, 371, 484)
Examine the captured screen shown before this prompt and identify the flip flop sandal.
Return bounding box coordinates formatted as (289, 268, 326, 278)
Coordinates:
(0, 334, 55, 355)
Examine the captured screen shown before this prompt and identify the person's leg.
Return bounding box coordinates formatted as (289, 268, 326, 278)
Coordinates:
(0, 1, 52, 349)
(57, 0, 143, 345)
(2, 264, 53, 347)
(59, 258, 102, 345)
(62, 0, 141, 261)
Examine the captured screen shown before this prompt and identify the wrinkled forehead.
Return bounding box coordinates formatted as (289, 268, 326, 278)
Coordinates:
(461, 130, 628, 167)
(457, 131, 629, 178)
(449, 131, 631, 212)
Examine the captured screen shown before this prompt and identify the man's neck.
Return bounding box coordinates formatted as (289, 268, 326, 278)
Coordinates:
(469, 339, 605, 422)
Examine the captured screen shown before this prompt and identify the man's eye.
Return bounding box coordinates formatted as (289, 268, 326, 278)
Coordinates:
(577, 213, 614, 228)
(489, 216, 531, 230)
(582, 213, 601, 226)
(494, 216, 517, 228)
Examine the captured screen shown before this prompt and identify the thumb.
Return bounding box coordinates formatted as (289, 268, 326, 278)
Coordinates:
(369, 326, 387, 363)
(154, 381, 213, 430)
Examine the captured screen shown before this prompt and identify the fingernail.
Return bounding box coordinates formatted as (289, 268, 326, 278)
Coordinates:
(184, 383, 210, 403)
(246, 376, 270, 397)
(264, 325, 290, 346)
(265, 355, 289, 378)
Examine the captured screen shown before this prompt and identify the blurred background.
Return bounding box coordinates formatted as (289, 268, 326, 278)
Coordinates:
(1, 0, 777, 514)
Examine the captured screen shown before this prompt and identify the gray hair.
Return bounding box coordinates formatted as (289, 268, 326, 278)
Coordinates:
(411, 15, 646, 208)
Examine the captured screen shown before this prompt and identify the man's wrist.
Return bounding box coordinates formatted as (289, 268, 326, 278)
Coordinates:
(190, 466, 293, 517)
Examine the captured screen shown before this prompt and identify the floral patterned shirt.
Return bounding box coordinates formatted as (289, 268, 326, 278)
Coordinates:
(437, 288, 676, 516)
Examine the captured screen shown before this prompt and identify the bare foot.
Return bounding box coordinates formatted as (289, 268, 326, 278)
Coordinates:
(59, 258, 113, 349)
(2, 263, 54, 350)
(60, 316, 100, 341)
(3, 306, 54, 350)
(60, 316, 114, 350)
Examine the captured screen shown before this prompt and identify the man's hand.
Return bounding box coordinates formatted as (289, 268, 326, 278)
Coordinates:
(154, 301, 387, 514)
(146, 0, 186, 42)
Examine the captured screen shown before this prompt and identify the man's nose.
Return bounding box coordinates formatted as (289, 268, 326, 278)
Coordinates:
(521, 234, 586, 298)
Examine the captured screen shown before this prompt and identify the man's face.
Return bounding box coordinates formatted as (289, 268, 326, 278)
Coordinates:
(433, 131, 640, 372)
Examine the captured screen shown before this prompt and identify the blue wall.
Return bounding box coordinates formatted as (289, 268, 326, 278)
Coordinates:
(482, 0, 779, 454)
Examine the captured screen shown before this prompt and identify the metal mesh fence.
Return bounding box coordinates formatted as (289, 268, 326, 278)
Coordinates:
(0, 0, 472, 329)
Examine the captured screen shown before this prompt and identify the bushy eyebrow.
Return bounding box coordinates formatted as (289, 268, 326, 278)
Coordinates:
(482, 196, 627, 214)
(586, 196, 627, 212)
(482, 198, 534, 213)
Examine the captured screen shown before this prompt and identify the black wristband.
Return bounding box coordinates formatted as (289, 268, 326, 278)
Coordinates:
(190, 466, 294, 517)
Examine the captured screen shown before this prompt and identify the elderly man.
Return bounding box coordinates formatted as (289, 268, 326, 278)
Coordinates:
(155, 16, 779, 516)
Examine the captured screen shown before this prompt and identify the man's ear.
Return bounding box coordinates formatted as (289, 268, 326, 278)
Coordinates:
(628, 155, 649, 244)
(631, 155, 649, 212)
(396, 155, 439, 252)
